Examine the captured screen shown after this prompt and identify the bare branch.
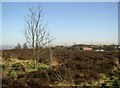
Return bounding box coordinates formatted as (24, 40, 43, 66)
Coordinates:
(24, 4, 54, 70)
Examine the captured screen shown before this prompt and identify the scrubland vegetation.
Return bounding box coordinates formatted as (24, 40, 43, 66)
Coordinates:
(1, 3, 120, 87)
(1, 48, 120, 87)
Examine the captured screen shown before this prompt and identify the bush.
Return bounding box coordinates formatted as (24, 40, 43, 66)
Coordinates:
(38, 63, 49, 70)
(25, 63, 34, 71)
(11, 79, 27, 87)
(108, 76, 120, 87)
(2, 75, 12, 86)
(27, 78, 50, 87)
(3, 54, 11, 59)
(11, 62, 26, 72)
(8, 62, 26, 78)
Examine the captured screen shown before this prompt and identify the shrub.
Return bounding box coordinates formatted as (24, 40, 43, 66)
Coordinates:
(108, 76, 120, 87)
(11, 62, 26, 72)
(8, 62, 26, 78)
(11, 79, 27, 87)
(27, 78, 50, 87)
(3, 54, 11, 59)
(25, 63, 34, 71)
(38, 63, 49, 70)
(2, 75, 12, 86)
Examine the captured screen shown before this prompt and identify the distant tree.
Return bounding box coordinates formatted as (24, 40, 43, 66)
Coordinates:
(103, 45, 115, 51)
(23, 42, 28, 49)
(15, 43, 22, 49)
(24, 4, 53, 70)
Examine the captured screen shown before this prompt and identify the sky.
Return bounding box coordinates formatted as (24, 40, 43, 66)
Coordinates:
(1, 0, 120, 2)
(2, 2, 118, 47)
(0, 2, 2, 49)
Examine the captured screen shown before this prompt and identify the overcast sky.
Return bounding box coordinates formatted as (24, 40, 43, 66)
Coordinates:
(2, 2, 118, 47)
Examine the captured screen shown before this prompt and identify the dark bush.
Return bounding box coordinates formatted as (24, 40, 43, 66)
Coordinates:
(2, 76, 12, 86)
(11, 79, 27, 87)
(2, 54, 11, 60)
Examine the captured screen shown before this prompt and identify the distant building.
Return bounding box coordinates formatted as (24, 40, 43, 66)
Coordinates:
(95, 49, 104, 52)
(100, 49, 104, 51)
(83, 47, 93, 51)
(117, 45, 120, 50)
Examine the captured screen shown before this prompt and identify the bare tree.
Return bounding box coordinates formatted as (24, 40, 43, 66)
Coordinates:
(24, 5, 53, 70)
